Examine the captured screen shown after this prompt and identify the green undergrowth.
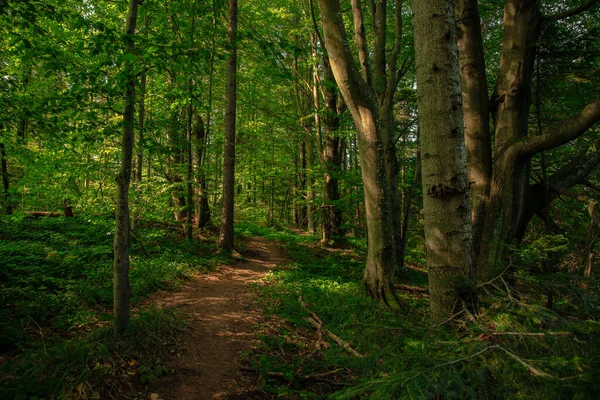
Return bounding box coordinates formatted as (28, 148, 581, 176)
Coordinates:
(0, 215, 227, 398)
(244, 224, 600, 399)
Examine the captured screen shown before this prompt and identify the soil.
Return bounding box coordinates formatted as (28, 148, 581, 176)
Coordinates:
(143, 236, 285, 400)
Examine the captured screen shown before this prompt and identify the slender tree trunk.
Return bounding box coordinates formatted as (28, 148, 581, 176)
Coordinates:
(136, 8, 148, 183)
(455, 0, 492, 269)
(412, 0, 474, 323)
(219, 0, 238, 251)
(398, 149, 420, 269)
(0, 139, 11, 215)
(195, 115, 211, 227)
(186, 83, 194, 239)
(114, 0, 139, 335)
(321, 65, 344, 246)
(166, 76, 187, 222)
(306, 137, 316, 233)
(317, 0, 399, 309)
(298, 141, 307, 228)
(373, 0, 404, 263)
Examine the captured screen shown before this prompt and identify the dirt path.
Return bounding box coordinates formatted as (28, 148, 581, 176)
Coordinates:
(146, 236, 285, 400)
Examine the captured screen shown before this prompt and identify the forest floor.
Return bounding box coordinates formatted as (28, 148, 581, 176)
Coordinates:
(141, 236, 285, 400)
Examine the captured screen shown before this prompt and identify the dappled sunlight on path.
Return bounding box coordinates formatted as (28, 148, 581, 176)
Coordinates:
(144, 236, 286, 400)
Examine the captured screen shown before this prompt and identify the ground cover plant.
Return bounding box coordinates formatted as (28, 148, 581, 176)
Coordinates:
(0, 215, 226, 398)
(244, 225, 600, 399)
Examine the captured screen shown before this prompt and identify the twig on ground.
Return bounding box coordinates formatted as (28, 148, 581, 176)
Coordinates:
(434, 309, 465, 327)
(496, 346, 551, 377)
(299, 296, 365, 357)
(492, 332, 572, 337)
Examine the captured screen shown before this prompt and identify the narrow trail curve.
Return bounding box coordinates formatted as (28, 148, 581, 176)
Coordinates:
(147, 236, 285, 400)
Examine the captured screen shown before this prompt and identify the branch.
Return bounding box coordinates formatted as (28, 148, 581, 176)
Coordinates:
(544, 0, 599, 22)
(383, 0, 404, 110)
(516, 93, 600, 158)
(350, 0, 374, 88)
(300, 297, 365, 357)
(496, 346, 551, 378)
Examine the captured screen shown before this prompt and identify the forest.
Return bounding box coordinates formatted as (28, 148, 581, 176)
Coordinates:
(1, 0, 600, 398)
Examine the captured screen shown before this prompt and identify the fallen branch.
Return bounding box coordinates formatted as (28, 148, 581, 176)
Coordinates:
(496, 346, 551, 378)
(395, 284, 429, 295)
(299, 297, 365, 358)
(240, 366, 347, 386)
(492, 331, 571, 337)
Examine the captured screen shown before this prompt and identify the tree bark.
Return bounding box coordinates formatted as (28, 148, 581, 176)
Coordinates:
(219, 0, 238, 251)
(136, 7, 148, 183)
(321, 65, 344, 247)
(195, 115, 211, 227)
(0, 139, 11, 215)
(454, 0, 492, 267)
(412, 0, 474, 322)
(114, 0, 139, 335)
(317, 0, 399, 309)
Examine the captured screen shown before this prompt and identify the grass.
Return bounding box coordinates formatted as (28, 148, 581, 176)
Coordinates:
(242, 224, 600, 399)
(0, 214, 228, 398)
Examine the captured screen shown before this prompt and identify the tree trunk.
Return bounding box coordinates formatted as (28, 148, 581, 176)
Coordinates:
(478, 0, 542, 274)
(0, 139, 11, 215)
(113, 0, 139, 335)
(186, 84, 194, 240)
(412, 0, 474, 323)
(298, 141, 307, 228)
(321, 65, 344, 247)
(454, 0, 492, 268)
(136, 7, 148, 183)
(195, 115, 211, 227)
(317, 0, 399, 309)
(398, 149, 420, 269)
(219, 0, 238, 251)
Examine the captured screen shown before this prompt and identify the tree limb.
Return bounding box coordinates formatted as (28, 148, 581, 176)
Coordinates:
(544, 0, 599, 22)
(350, 0, 373, 88)
(516, 93, 600, 159)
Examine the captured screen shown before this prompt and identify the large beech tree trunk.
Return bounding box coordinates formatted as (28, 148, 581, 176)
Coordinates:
(412, 0, 474, 322)
(317, 0, 399, 309)
(113, 0, 139, 335)
(219, 0, 237, 251)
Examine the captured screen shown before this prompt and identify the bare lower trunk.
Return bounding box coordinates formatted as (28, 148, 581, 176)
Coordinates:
(114, 0, 139, 335)
(321, 66, 344, 246)
(412, 0, 474, 323)
(186, 92, 194, 240)
(219, 0, 238, 251)
(0, 140, 11, 215)
(136, 9, 148, 183)
(455, 0, 492, 269)
(195, 116, 211, 228)
(398, 150, 420, 269)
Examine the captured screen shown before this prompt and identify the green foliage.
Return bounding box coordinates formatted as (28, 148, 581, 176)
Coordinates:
(0, 215, 226, 397)
(247, 227, 600, 399)
(0, 308, 185, 400)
